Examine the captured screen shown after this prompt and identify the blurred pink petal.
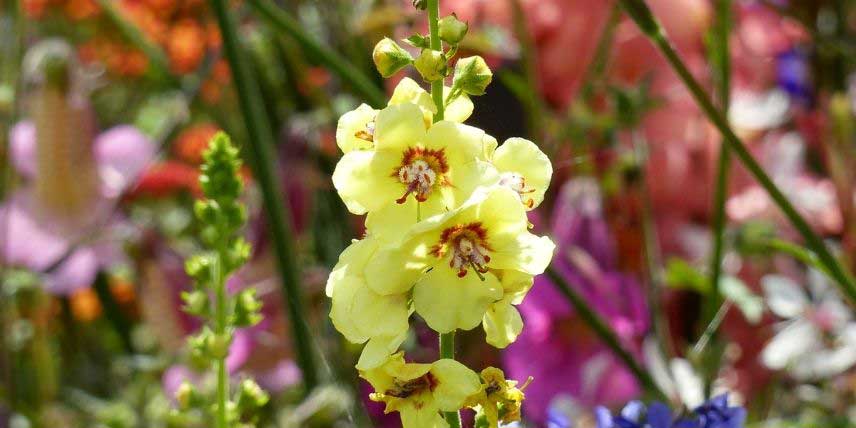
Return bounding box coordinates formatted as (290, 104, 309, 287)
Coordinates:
(10, 121, 37, 179)
(95, 125, 157, 198)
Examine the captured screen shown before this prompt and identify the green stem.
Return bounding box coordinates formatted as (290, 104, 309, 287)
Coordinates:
(247, 0, 386, 108)
(428, 3, 457, 426)
(214, 247, 228, 428)
(428, 0, 445, 122)
(209, 0, 320, 391)
(94, 0, 178, 86)
(700, 0, 732, 397)
(546, 267, 669, 401)
(619, 0, 856, 305)
(508, 0, 544, 135)
(439, 332, 460, 428)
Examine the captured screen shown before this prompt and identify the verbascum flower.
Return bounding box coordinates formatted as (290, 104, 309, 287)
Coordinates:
(467, 367, 529, 428)
(333, 103, 497, 232)
(326, 238, 411, 370)
(336, 78, 473, 154)
(489, 138, 552, 210)
(361, 352, 481, 428)
(365, 186, 555, 333)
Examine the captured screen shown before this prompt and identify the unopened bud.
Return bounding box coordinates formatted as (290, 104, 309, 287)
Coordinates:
(237, 379, 269, 410)
(438, 14, 468, 45)
(175, 382, 196, 410)
(181, 290, 209, 317)
(452, 56, 492, 96)
(372, 38, 413, 78)
(414, 49, 447, 82)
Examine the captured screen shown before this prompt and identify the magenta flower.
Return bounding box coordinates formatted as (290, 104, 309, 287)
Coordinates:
(504, 178, 649, 422)
(1, 120, 155, 295)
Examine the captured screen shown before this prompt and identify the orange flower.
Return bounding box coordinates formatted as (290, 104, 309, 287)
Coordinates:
(167, 19, 207, 74)
(70, 288, 102, 322)
(64, 0, 100, 20)
(173, 123, 222, 164)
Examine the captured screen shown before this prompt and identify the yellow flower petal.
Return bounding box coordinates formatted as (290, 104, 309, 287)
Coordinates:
(332, 149, 403, 214)
(489, 233, 556, 275)
(443, 86, 474, 123)
(374, 103, 427, 152)
(430, 359, 482, 411)
(413, 265, 502, 333)
(399, 397, 447, 428)
(493, 138, 552, 210)
(336, 103, 378, 153)
(357, 332, 409, 371)
(483, 300, 523, 348)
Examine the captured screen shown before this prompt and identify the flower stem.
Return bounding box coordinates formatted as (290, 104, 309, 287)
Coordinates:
(700, 0, 732, 397)
(428, 0, 445, 122)
(214, 246, 228, 428)
(209, 0, 320, 391)
(439, 332, 461, 428)
(546, 267, 669, 402)
(246, 0, 386, 108)
(428, 3, 457, 426)
(618, 0, 856, 304)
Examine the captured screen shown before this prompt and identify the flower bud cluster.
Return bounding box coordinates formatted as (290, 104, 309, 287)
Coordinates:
(171, 133, 267, 427)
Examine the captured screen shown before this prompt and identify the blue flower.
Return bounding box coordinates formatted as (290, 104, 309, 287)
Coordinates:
(777, 48, 813, 106)
(594, 395, 745, 428)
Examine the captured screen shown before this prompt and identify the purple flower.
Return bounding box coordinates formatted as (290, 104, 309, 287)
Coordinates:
(504, 178, 649, 422)
(1, 120, 154, 295)
(594, 395, 745, 428)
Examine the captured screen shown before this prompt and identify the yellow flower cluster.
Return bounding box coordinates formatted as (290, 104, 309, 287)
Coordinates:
(326, 5, 554, 423)
(326, 73, 554, 426)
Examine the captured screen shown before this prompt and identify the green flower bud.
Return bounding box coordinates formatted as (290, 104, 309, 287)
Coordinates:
(209, 332, 233, 359)
(182, 290, 210, 317)
(175, 382, 197, 410)
(372, 38, 413, 78)
(414, 49, 447, 82)
(438, 14, 468, 45)
(232, 288, 263, 327)
(237, 379, 270, 411)
(452, 55, 492, 95)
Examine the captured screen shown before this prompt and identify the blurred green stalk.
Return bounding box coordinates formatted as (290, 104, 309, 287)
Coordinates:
(547, 267, 668, 401)
(247, 0, 386, 108)
(619, 0, 856, 304)
(208, 0, 319, 392)
(699, 0, 732, 397)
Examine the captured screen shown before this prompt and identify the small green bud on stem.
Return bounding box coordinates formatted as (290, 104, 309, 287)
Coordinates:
(415, 49, 448, 82)
(438, 14, 468, 45)
(372, 38, 414, 78)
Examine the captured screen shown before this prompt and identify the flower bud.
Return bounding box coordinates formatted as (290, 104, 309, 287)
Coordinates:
(209, 332, 232, 359)
(452, 55, 492, 95)
(237, 379, 269, 411)
(372, 38, 413, 78)
(232, 288, 263, 327)
(175, 382, 197, 410)
(181, 290, 209, 317)
(438, 14, 468, 45)
(414, 49, 447, 82)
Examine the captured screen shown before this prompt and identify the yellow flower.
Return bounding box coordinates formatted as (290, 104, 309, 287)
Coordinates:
(365, 186, 555, 333)
(333, 102, 496, 221)
(362, 352, 481, 428)
(482, 271, 533, 348)
(489, 138, 552, 210)
(466, 367, 530, 428)
(335, 78, 473, 155)
(326, 238, 410, 370)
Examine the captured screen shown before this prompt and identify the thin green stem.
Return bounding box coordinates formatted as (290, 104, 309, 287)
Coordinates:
(619, 0, 856, 305)
(547, 267, 668, 401)
(214, 246, 228, 428)
(701, 0, 732, 397)
(428, 0, 445, 122)
(94, 0, 178, 86)
(439, 332, 460, 428)
(509, 0, 544, 135)
(209, 0, 320, 391)
(579, 3, 621, 102)
(428, 3, 457, 426)
(247, 0, 386, 108)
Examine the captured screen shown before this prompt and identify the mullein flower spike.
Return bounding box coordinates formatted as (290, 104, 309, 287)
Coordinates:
(327, 3, 555, 427)
(173, 133, 268, 428)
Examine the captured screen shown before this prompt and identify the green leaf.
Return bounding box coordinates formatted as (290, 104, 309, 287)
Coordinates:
(719, 276, 763, 324)
(404, 34, 431, 49)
